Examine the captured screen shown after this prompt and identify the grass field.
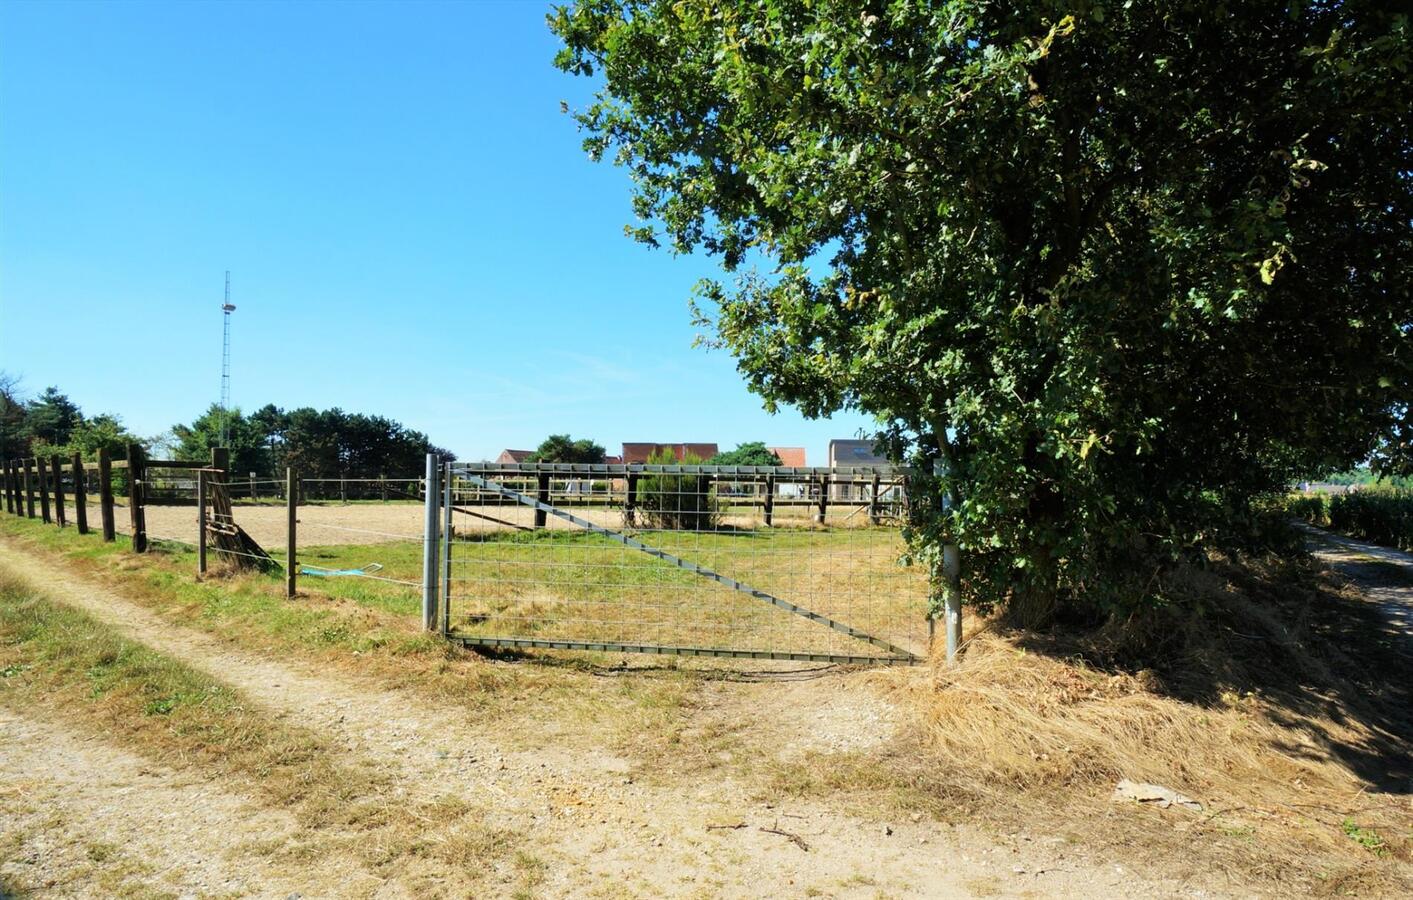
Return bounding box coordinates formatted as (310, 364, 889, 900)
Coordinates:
(99, 498, 932, 662)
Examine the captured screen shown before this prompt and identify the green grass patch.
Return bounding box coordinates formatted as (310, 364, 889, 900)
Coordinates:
(1342, 818, 1389, 856)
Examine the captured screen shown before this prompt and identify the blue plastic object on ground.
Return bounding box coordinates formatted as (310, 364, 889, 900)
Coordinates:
(298, 563, 384, 578)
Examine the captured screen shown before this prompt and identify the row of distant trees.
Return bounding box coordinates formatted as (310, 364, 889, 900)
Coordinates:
(170, 404, 455, 481)
(0, 375, 142, 462)
(522, 434, 784, 467)
(0, 374, 451, 481)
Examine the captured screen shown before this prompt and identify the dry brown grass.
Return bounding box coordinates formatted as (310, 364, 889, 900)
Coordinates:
(814, 553, 1413, 894)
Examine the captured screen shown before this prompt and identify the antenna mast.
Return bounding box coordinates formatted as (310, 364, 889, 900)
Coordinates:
(220, 271, 236, 447)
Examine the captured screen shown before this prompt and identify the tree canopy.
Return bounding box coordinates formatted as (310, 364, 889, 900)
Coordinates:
(526, 434, 608, 464)
(709, 442, 784, 466)
(173, 404, 453, 480)
(0, 377, 141, 462)
(552, 1, 1412, 620)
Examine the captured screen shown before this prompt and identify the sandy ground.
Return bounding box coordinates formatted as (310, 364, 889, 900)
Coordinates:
(90, 500, 892, 550)
(0, 540, 1210, 899)
(0, 711, 383, 897)
(85, 501, 427, 548)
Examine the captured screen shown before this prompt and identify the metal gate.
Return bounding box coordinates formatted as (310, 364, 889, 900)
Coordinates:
(435, 462, 927, 664)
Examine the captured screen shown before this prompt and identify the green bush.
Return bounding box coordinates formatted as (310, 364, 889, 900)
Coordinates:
(1285, 493, 1330, 526)
(633, 449, 719, 531)
(1328, 486, 1413, 551)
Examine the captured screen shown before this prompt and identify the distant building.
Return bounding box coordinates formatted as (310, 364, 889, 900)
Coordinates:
(495, 449, 533, 464)
(828, 439, 887, 468)
(621, 442, 719, 464)
(828, 439, 890, 501)
(768, 446, 807, 467)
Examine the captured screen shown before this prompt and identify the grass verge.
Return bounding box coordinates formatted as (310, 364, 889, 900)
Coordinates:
(0, 515, 701, 755)
(0, 567, 537, 897)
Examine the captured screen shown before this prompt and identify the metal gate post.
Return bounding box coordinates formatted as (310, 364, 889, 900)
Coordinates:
(421, 453, 441, 632)
(933, 458, 962, 665)
(441, 462, 453, 635)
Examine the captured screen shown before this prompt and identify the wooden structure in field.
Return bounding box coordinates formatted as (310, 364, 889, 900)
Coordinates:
(201, 448, 277, 571)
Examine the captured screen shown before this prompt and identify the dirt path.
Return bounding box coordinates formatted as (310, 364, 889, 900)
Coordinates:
(1297, 523, 1413, 636)
(0, 541, 1200, 898)
(0, 709, 382, 897)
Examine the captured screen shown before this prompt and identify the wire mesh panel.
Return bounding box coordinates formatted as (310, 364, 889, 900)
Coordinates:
(444, 462, 928, 664)
(292, 476, 426, 593)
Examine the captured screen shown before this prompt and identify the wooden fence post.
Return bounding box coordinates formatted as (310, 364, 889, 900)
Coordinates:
(2, 460, 12, 515)
(763, 475, 775, 527)
(535, 473, 550, 529)
(97, 449, 115, 541)
(127, 443, 147, 552)
(23, 458, 36, 518)
(869, 473, 882, 525)
(71, 454, 88, 534)
(624, 472, 639, 525)
(37, 458, 51, 524)
(286, 467, 296, 598)
(197, 469, 207, 577)
(815, 474, 829, 525)
(51, 454, 66, 527)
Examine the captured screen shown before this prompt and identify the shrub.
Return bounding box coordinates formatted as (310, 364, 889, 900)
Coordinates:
(1285, 493, 1330, 526)
(633, 449, 719, 531)
(1328, 486, 1413, 551)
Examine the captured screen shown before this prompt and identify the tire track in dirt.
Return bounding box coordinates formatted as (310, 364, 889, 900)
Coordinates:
(0, 540, 1188, 898)
(0, 708, 374, 897)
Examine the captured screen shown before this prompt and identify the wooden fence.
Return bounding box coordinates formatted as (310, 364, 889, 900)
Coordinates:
(1, 446, 294, 597)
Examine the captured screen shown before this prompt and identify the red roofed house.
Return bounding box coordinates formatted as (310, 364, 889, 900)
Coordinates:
(768, 447, 806, 468)
(620, 443, 719, 464)
(495, 449, 533, 464)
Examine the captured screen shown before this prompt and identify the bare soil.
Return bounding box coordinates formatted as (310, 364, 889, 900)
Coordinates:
(0, 540, 1201, 898)
(102, 500, 892, 550)
(0, 710, 381, 897)
(87, 501, 430, 548)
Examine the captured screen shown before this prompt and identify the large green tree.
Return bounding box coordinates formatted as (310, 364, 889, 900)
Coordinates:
(173, 405, 273, 476)
(174, 404, 454, 482)
(527, 434, 608, 463)
(709, 442, 784, 466)
(552, 1, 1412, 622)
(24, 387, 82, 448)
(0, 374, 27, 459)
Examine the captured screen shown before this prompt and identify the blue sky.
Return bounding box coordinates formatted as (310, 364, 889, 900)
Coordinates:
(0, 0, 873, 463)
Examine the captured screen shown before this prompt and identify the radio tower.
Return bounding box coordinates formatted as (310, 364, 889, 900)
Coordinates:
(220, 271, 236, 447)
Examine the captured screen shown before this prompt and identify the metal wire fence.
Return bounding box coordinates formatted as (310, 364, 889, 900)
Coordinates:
(442, 462, 928, 664)
(4, 452, 930, 664)
(141, 465, 291, 571)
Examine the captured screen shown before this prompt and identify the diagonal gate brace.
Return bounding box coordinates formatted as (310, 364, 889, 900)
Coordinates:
(460, 474, 915, 661)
